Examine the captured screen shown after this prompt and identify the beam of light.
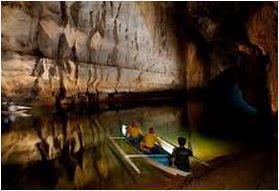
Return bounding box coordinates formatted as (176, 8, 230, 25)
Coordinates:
(121, 124, 127, 136)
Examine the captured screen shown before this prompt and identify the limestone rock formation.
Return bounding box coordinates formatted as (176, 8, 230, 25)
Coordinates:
(246, 2, 278, 113)
(1, 2, 277, 113)
(1, 2, 184, 104)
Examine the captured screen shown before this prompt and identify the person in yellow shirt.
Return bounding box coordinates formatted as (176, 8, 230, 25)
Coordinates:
(140, 127, 161, 153)
(127, 120, 143, 145)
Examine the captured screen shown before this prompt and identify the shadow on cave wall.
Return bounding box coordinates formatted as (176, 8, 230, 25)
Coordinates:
(201, 66, 273, 143)
(170, 2, 277, 142)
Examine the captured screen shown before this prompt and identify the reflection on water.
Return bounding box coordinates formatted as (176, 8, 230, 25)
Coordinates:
(2, 102, 247, 189)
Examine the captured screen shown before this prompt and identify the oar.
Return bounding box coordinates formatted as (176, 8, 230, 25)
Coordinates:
(127, 154, 169, 158)
(110, 136, 126, 140)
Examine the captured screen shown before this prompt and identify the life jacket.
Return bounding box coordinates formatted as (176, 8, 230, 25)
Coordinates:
(128, 126, 141, 138)
(173, 147, 192, 166)
(142, 133, 156, 148)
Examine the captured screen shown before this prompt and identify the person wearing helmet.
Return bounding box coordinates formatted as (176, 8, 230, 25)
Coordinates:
(127, 119, 143, 145)
(140, 127, 160, 153)
(172, 137, 192, 171)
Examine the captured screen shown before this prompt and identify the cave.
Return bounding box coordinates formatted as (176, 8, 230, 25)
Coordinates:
(1, 1, 278, 190)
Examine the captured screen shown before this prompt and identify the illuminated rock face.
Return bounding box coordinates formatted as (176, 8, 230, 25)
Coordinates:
(246, 2, 278, 113)
(2, 2, 277, 112)
(1, 2, 184, 103)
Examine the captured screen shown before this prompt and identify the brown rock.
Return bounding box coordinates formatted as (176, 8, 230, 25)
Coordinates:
(1, 5, 38, 54)
(247, 2, 278, 112)
(2, 2, 185, 104)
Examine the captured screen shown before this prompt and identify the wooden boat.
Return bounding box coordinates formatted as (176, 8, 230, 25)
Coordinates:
(116, 124, 192, 177)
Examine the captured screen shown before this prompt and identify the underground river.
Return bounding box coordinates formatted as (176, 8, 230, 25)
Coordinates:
(1, 98, 277, 189)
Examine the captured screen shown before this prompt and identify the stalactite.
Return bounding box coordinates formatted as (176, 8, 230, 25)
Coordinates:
(114, 68, 121, 92)
(70, 2, 81, 28)
(60, 1, 68, 27)
(71, 42, 79, 85)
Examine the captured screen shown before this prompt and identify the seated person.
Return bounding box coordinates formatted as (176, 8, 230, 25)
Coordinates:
(127, 120, 143, 145)
(172, 137, 192, 172)
(140, 127, 160, 153)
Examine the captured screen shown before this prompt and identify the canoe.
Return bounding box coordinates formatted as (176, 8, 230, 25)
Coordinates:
(120, 124, 192, 177)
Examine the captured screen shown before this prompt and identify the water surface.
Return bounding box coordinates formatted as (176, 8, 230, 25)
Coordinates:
(2, 101, 248, 189)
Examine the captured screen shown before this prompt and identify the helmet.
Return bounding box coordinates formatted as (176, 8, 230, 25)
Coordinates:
(149, 127, 155, 133)
(132, 119, 138, 127)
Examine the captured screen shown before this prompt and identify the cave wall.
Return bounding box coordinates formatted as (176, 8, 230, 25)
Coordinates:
(181, 2, 277, 113)
(1, 2, 277, 112)
(246, 2, 278, 113)
(1, 2, 184, 103)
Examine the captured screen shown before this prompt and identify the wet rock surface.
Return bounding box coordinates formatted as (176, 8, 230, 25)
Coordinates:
(2, 2, 184, 103)
(1, 2, 277, 114)
(246, 2, 278, 112)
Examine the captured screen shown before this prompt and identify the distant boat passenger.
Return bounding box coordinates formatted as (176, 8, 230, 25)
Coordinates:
(127, 120, 143, 145)
(172, 137, 192, 172)
(140, 127, 160, 153)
